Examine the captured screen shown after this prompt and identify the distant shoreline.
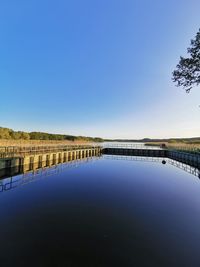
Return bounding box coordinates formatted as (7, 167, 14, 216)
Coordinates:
(105, 137, 200, 145)
(0, 126, 200, 146)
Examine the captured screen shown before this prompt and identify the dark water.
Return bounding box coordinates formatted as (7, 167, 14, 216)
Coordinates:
(0, 156, 200, 267)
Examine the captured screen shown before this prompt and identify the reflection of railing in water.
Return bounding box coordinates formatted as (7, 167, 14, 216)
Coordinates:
(167, 158, 200, 178)
(1, 154, 199, 194)
(103, 155, 200, 178)
(103, 155, 163, 163)
(103, 146, 200, 169)
(0, 156, 100, 193)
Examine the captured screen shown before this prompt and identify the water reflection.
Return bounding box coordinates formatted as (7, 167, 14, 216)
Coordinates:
(0, 157, 100, 193)
(104, 155, 200, 178)
(1, 155, 199, 195)
(1, 154, 200, 266)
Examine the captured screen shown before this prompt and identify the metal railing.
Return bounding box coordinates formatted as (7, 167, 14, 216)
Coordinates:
(102, 143, 200, 154)
(102, 143, 163, 150)
(0, 144, 102, 158)
(167, 145, 200, 155)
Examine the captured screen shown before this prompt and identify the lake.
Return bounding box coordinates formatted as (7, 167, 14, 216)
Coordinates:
(102, 141, 162, 149)
(0, 155, 200, 267)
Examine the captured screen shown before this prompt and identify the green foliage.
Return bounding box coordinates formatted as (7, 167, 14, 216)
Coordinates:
(0, 127, 103, 142)
(168, 139, 177, 144)
(19, 132, 30, 140)
(172, 29, 200, 92)
(0, 128, 32, 140)
(10, 131, 22, 140)
(29, 132, 77, 141)
(0, 127, 12, 139)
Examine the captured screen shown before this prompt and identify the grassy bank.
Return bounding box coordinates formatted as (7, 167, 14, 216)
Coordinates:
(0, 139, 95, 147)
(145, 142, 200, 154)
(0, 126, 103, 145)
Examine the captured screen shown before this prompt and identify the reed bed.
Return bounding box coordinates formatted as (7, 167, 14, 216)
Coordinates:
(0, 139, 91, 147)
(145, 142, 200, 154)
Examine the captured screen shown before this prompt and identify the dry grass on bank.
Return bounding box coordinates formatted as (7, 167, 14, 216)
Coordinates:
(0, 139, 92, 147)
(146, 142, 200, 151)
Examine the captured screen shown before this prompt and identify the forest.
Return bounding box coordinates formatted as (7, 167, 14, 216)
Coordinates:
(0, 127, 103, 142)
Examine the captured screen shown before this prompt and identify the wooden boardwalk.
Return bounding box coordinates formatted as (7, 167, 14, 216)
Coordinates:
(0, 144, 199, 175)
(0, 144, 102, 158)
(0, 145, 102, 174)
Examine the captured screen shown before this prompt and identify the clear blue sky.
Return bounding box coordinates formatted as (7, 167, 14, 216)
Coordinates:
(0, 0, 200, 139)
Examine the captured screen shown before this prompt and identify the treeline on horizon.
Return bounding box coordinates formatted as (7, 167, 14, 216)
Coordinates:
(105, 137, 200, 144)
(0, 127, 103, 142)
(0, 127, 199, 144)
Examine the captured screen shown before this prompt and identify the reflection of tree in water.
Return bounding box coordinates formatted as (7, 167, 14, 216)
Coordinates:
(0, 157, 100, 193)
(103, 155, 200, 178)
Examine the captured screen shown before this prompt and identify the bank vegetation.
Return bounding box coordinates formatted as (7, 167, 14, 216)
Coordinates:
(0, 127, 103, 146)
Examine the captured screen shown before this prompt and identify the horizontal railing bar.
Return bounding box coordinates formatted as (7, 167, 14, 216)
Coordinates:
(0, 144, 102, 159)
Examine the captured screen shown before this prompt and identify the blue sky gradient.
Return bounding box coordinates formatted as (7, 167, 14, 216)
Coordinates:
(0, 0, 200, 138)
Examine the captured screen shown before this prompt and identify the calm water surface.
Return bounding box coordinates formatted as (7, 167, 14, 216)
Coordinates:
(0, 156, 200, 267)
